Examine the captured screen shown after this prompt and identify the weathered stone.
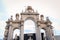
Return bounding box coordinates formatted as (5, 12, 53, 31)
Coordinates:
(4, 6, 55, 40)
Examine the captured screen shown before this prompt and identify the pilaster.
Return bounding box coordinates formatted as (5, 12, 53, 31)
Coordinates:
(45, 26, 54, 40)
(7, 21, 13, 40)
(20, 20, 24, 40)
(36, 21, 41, 40)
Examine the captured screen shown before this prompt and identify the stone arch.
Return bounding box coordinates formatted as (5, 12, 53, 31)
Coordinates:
(12, 25, 21, 40)
(24, 19, 36, 34)
(24, 17, 37, 29)
(13, 29, 20, 39)
(13, 27, 20, 31)
(23, 17, 40, 40)
(24, 17, 36, 22)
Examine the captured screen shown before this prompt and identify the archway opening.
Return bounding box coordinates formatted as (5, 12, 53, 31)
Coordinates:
(41, 29, 46, 40)
(13, 29, 20, 39)
(24, 19, 36, 34)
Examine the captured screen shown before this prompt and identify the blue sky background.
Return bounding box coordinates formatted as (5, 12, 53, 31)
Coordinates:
(0, 0, 60, 39)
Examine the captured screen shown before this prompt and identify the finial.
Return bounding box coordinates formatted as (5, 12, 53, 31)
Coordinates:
(11, 15, 13, 18)
(40, 15, 44, 17)
(46, 17, 52, 25)
(40, 15, 44, 20)
(16, 13, 19, 20)
(27, 6, 33, 10)
(8, 19, 10, 21)
(46, 17, 50, 22)
(10, 15, 13, 21)
(26, 6, 34, 12)
(16, 13, 19, 17)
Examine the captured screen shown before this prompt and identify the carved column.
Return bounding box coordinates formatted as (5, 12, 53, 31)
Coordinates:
(8, 26, 13, 40)
(36, 21, 41, 40)
(45, 17, 55, 40)
(20, 20, 24, 40)
(45, 26, 54, 40)
(19, 25, 21, 40)
(4, 28, 9, 40)
(4, 23, 10, 40)
(7, 22, 13, 40)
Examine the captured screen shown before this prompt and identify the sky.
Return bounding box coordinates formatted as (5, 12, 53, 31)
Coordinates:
(0, 0, 60, 39)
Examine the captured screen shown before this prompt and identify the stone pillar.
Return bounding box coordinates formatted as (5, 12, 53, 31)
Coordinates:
(36, 25, 41, 40)
(4, 29, 9, 40)
(4, 23, 9, 40)
(8, 25, 13, 40)
(45, 17, 55, 40)
(19, 26, 21, 40)
(45, 26, 54, 40)
(20, 21, 24, 40)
